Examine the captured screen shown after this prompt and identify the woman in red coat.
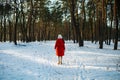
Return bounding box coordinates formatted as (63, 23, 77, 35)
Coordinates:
(55, 34, 65, 64)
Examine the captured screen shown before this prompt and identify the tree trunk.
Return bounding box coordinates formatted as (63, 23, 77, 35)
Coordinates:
(99, 0, 105, 49)
(114, 0, 118, 50)
(78, 0, 85, 46)
(108, 3, 113, 45)
(99, 11, 103, 49)
(20, 0, 28, 42)
(70, 0, 77, 43)
(0, 18, 3, 41)
(14, 0, 19, 45)
(8, 20, 12, 42)
(3, 15, 6, 42)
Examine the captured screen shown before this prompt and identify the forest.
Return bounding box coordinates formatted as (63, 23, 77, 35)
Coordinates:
(0, 0, 120, 50)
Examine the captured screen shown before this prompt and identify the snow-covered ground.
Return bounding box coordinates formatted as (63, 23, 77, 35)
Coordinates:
(0, 41, 120, 80)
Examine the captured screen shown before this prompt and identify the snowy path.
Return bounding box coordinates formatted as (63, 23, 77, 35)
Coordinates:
(0, 41, 120, 80)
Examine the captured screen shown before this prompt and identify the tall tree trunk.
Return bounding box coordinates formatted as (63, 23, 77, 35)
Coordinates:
(80, 0, 86, 46)
(70, 0, 77, 43)
(8, 20, 12, 42)
(95, 7, 99, 43)
(99, 11, 103, 49)
(99, 0, 105, 49)
(27, 0, 34, 42)
(32, 18, 35, 41)
(0, 18, 3, 41)
(3, 15, 6, 42)
(108, 3, 113, 45)
(92, 8, 96, 43)
(14, 17, 17, 45)
(14, 0, 19, 45)
(114, 0, 118, 50)
(20, 0, 28, 42)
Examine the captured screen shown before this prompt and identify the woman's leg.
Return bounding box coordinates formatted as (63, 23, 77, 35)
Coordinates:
(60, 56, 62, 64)
(58, 56, 62, 64)
(58, 56, 60, 64)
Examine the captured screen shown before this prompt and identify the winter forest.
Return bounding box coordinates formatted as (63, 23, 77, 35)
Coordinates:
(0, 0, 120, 80)
(0, 0, 119, 49)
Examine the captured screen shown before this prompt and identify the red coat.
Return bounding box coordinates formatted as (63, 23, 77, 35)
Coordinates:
(55, 39, 65, 56)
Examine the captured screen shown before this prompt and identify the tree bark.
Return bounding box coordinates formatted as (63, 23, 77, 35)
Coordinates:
(114, 0, 118, 50)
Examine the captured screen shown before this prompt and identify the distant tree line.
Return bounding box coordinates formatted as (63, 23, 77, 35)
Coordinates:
(0, 0, 120, 50)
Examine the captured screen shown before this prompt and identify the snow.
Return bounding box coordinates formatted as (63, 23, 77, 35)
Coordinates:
(0, 41, 120, 80)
